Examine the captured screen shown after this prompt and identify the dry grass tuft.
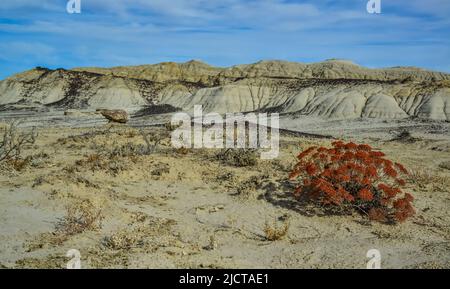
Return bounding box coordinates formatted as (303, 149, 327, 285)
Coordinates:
(438, 161, 450, 171)
(0, 122, 37, 170)
(56, 199, 104, 237)
(26, 199, 104, 249)
(102, 230, 144, 250)
(235, 175, 268, 199)
(216, 148, 258, 167)
(175, 147, 191, 155)
(263, 220, 290, 241)
(407, 169, 450, 192)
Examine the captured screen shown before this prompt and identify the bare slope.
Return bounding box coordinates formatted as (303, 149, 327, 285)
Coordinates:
(1, 60, 449, 120)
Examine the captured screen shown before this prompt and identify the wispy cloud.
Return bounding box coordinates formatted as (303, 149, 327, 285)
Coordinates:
(0, 41, 56, 61)
(0, 0, 449, 79)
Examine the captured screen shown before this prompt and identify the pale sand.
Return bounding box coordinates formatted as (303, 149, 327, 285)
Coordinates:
(0, 116, 449, 269)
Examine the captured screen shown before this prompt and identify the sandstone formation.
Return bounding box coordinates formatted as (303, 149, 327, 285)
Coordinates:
(0, 60, 449, 120)
(98, 109, 129, 123)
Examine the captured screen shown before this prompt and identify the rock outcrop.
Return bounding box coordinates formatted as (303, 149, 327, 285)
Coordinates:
(1, 60, 449, 120)
(98, 109, 129, 123)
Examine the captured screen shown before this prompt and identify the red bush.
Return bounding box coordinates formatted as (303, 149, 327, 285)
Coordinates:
(289, 141, 415, 223)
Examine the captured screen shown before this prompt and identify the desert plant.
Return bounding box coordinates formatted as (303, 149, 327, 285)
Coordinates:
(139, 128, 168, 154)
(439, 161, 450, 171)
(108, 142, 148, 159)
(263, 220, 289, 241)
(407, 169, 450, 192)
(7, 157, 32, 171)
(289, 141, 415, 223)
(216, 148, 258, 167)
(56, 199, 103, 236)
(75, 130, 167, 175)
(102, 230, 143, 250)
(75, 153, 126, 175)
(236, 176, 266, 199)
(0, 122, 37, 163)
(151, 162, 170, 177)
(175, 146, 191, 155)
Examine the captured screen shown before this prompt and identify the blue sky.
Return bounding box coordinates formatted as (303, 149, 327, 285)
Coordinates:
(0, 0, 449, 79)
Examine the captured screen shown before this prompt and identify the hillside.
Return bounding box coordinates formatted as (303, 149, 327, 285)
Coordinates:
(1, 60, 449, 120)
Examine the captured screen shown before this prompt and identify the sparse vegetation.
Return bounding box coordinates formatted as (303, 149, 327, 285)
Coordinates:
(139, 128, 168, 154)
(216, 148, 258, 167)
(0, 122, 37, 169)
(438, 161, 450, 171)
(26, 199, 104, 248)
(108, 142, 151, 160)
(236, 175, 267, 199)
(56, 199, 103, 237)
(1, 121, 449, 268)
(75, 153, 127, 175)
(175, 146, 191, 155)
(263, 219, 289, 241)
(102, 230, 144, 250)
(151, 162, 170, 177)
(56, 127, 113, 146)
(70, 127, 171, 175)
(102, 215, 176, 251)
(407, 169, 450, 192)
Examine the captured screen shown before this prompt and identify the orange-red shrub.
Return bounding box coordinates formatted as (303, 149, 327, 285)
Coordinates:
(289, 141, 415, 223)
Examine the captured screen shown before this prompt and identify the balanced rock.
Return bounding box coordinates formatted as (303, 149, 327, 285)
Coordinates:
(97, 109, 128, 123)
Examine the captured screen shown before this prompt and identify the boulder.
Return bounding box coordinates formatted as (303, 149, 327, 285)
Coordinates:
(97, 109, 129, 123)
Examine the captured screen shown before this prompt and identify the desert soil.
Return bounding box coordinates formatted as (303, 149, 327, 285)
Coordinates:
(0, 113, 449, 269)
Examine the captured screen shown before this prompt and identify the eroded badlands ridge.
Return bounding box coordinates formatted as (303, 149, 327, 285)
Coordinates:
(1, 60, 449, 120)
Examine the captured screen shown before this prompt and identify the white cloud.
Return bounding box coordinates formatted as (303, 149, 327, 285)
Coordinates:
(0, 41, 56, 62)
(0, 0, 448, 78)
(0, 0, 60, 11)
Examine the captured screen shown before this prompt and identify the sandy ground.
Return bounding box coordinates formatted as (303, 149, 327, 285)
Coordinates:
(0, 111, 449, 269)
